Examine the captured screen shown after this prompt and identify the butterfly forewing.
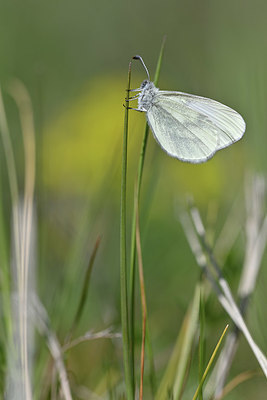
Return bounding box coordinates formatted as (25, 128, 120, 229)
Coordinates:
(147, 94, 221, 162)
(156, 91, 246, 152)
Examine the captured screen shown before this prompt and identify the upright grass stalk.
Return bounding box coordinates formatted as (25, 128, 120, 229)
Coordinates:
(0, 89, 16, 343)
(198, 282, 205, 400)
(128, 36, 166, 390)
(10, 80, 36, 400)
(0, 82, 39, 399)
(120, 58, 134, 399)
(8, 80, 37, 400)
(11, 81, 73, 400)
(0, 88, 25, 397)
(135, 184, 147, 400)
(67, 235, 101, 340)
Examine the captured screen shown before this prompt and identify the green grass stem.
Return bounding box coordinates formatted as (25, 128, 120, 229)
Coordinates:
(128, 36, 166, 390)
(120, 58, 134, 399)
(198, 282, 206, 400)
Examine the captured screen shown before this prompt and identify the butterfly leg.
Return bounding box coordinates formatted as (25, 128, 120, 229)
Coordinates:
(127, 88, 141, 92)
(123, 104, 143, 112)
(125, 95, 139, 102)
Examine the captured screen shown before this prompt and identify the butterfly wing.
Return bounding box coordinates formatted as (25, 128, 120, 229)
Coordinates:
(146, 90, 245, 163)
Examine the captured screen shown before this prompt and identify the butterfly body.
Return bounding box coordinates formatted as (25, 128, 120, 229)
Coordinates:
(137, 80, 159, 111)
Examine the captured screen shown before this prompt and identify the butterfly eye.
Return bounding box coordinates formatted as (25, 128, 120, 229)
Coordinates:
(140, 80, 149, 89)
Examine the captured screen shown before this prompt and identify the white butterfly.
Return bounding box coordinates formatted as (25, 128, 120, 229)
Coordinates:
(127, 55, 246, 163)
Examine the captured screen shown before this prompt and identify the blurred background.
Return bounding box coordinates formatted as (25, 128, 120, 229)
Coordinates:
(0, 0, 267, 398)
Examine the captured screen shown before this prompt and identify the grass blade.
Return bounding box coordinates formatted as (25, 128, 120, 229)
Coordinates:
(0, 88, 19, 344)
(67, 235, 101, 339)
(192, 325, 229, 400)
(155, 284, 200, 400)
(173, 285, 200, 400)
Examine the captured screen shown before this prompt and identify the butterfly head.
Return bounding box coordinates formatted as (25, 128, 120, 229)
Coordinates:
(140, 79, 150, 89)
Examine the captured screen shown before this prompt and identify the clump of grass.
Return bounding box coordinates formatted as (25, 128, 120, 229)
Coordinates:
(120, 37, 166, 399)
(120, 38, 267, 399)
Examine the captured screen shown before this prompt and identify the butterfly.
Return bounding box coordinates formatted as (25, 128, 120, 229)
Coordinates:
(126, 55, 245, 163)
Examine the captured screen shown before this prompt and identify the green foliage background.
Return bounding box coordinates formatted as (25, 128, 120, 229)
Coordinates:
(0, 0, 267, 398)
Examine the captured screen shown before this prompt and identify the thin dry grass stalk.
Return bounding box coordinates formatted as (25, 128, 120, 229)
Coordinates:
(213, 173, 267, 398)
(32, 295, 73, 400)
(179, 197, 267, 380)
(9, 79, 36, 400)
(1, 81, 36, 400)
(135, 183, 147, 400)
(63, 328, 121, 352)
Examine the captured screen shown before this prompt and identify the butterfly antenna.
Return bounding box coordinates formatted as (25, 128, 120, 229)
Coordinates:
(132, 55, 150, 81)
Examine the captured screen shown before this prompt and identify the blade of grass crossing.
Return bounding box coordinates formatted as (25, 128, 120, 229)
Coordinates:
(216, 370, 259, 400)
